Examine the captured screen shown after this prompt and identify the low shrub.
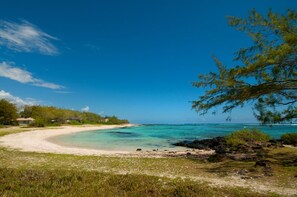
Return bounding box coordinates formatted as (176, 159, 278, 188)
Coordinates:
(281, 133, 297, 146)
(225, 128, 270, 148)
(29, 118, 46, 127)
(68, 120, 82, 125)
(49, 122, 62, 126)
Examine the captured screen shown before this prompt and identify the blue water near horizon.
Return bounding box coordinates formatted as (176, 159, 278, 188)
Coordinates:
(52, 124, 297, 151)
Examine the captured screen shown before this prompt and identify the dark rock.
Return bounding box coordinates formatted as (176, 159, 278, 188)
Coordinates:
(228, 153, 257, 161)
(255, 160, 270, 167)
(186, 152, 191, 156)
(207, 154, 225, 162)
(241, 176, 252, 180)
(173, 137, 227, 154)
(269, 139, 278, 144)
(268, 139, 284, 148)
(173, 136, 283, 162)
(263, 166, 273, 176)
(253, 145, 263, 150)
(136, 148, 142, 151)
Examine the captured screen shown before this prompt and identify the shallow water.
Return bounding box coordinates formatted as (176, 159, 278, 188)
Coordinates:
(52, 124, 297, 151)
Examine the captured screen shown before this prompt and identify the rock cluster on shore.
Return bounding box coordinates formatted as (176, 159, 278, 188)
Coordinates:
(173, 137, 227, 154)
(173, 137, 284, 161)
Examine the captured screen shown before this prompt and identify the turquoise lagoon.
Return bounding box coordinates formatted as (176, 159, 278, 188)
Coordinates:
(52, 124, 297, 151)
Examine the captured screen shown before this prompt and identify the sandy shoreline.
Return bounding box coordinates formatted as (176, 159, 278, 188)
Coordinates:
(0, 124, 214, 157)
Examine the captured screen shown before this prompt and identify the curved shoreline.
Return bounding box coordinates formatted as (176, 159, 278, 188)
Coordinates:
(0, 124, 214, 157)
(0, 124, 137, 156)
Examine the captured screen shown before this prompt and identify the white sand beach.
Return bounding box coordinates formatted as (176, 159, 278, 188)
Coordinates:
(0, 125, 136, 156)
(0, 124, 213, 157)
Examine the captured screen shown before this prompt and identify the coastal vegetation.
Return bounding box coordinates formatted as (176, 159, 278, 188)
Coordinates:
(0, 99, 18, 125)
(281, 133, 297, 146)
(225, 128, 270, 148)
(0, 99, 128, 126)
(193, 9, 297, 124)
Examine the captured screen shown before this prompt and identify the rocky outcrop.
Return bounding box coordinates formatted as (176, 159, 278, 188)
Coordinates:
(173, 137, 227, 154)
(173, 137, 284, 161)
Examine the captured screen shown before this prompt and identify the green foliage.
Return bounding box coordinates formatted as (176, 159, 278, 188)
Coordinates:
(193, 9, 297, 124)
(225, 129, 270, 147)
(105, 115, 129, 124)
(81, 111, 102, 124)
(68, 120, 82, 125)
(20, 105, 128, 126)
(29, 118, 46, 127)
(0, 99, 18, 125)
(281, 133, 297, 146)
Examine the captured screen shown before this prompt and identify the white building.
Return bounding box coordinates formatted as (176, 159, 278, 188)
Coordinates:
(16, 118, 35, 125)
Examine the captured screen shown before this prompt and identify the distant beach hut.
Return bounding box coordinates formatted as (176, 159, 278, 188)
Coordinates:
(104, 118, 109, 123)
(16, 117, 35, 125)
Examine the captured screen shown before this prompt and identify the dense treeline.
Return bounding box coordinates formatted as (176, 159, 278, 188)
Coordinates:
(0, 99, 18, 125)
(0, 99, 129, 126)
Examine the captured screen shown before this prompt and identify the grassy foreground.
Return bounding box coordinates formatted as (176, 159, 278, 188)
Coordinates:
(0, 167, 265, 197)
(0, 128, 296, 196)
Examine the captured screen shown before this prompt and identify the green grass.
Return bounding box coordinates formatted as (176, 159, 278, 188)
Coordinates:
(0, 167, 275, 197)
(0, 128, 30, 137)
(0, 147, 296, 196)
(0, 126, 62, 137)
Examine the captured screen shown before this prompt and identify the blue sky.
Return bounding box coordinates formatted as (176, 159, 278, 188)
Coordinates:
(0, 0, 296, 124)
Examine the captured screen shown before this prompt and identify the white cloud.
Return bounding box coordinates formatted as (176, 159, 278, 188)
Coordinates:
(81, 106, 89, 112)
(0, 20, 58, 55)
(0, 90, 37, 106)
(0, 61, 64, 89)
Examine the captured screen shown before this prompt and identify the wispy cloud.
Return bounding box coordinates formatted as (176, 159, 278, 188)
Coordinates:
(0, 90, 37, 107)
(81, 106, 90, 112)
(0, 61, 64, 89)
(0, 20, 58, 55)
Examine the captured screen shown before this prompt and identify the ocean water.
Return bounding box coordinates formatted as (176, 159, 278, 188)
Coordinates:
(52, 124, 297, 151)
